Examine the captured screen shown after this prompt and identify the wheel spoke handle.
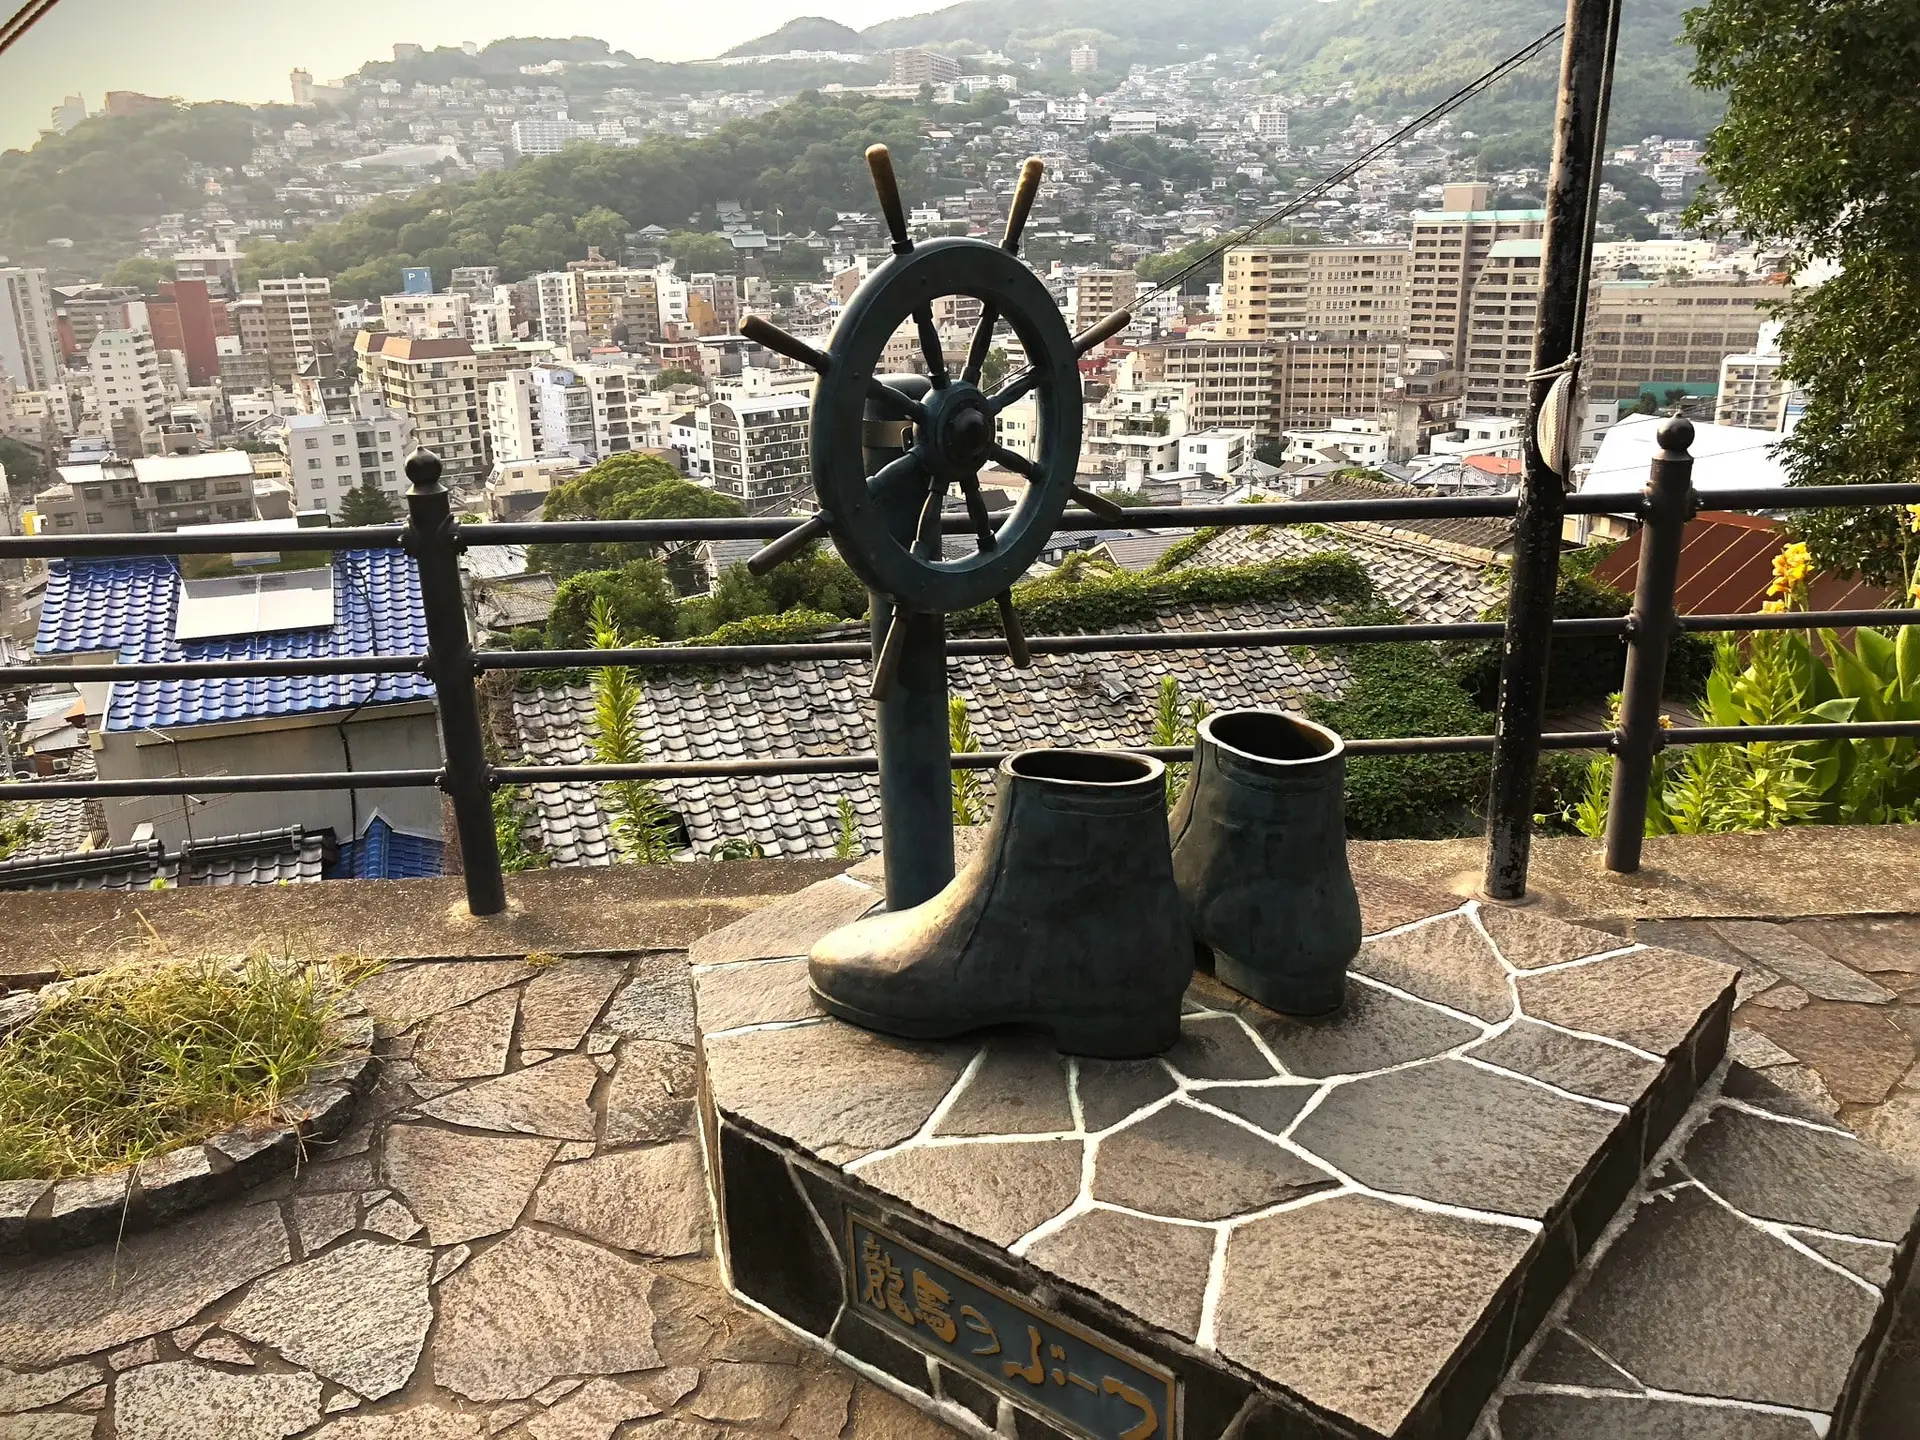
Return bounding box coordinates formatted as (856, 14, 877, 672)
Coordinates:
(987, 367, 1040, 413)
(1073, 309, 1133, 355)
(914, 481, 949, 559)
(996, 591, 1033, 668)
(988, 443, 1036, 479)
(1001, 157, 1045, 254)
(870, 608, 915, 702)
(866, 145, 913, 255)
(742, 316, 829, 374)
(746, 512, 831, 576)
(1071, 485, 1128, 525)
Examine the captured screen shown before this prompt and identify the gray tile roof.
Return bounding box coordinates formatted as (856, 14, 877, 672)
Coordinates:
(509, 596, 1353, 865)
(0, 825, 334, 892)
(1296, 474, 1515, 557)
(1172, 525, 1506, 625)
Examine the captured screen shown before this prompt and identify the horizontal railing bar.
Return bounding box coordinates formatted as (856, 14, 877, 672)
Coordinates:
(0, 769, 442, 800)
(476, 616, 1630, 672)
(1678, 608, 1920, 633)
(3, 484, 1917, 563)
(0, 655, 430, 684)
(1664, 720, 1920, 745)
(0, 525, 407, 560)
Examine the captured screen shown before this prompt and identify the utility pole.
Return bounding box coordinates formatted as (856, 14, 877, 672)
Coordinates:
(1483, 0, 1624, 901)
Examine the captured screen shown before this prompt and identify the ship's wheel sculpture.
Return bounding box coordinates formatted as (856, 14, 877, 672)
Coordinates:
(739, 146, 1132, 908)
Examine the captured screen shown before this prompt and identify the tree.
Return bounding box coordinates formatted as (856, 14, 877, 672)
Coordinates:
(336, 483, 400, 525)
(0, 436, 48, 492)
(527, 453, 744, 580)
(652, 368, 703, 392)
(1684, 0, 1920, 582)
(548, 559, 679, 648)
(675, 545, 866, 638)
(106, 256, 172, 294)
(574, 205, 628, 256)
(980, 348, 1009, 391)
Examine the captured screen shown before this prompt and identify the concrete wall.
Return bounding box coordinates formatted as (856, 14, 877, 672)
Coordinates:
(94, 702, 442, 847)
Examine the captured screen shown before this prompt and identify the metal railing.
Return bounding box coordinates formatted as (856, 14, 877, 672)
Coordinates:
(5, 423, 1920, 916)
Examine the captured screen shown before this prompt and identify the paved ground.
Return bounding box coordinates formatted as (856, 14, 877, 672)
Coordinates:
(0, 949, 961, 1440)
(0, 874, 1916, 1439)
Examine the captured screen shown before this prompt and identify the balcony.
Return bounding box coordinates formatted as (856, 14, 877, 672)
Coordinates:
(0, 450, 1918, 1440)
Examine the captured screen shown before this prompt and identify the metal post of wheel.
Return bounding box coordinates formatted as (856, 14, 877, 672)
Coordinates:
(740, 147, 1131, 910)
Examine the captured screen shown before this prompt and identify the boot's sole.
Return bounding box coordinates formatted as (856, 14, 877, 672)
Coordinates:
(1208, 948, 1347, 1019)
(807, 984, 1180, 1061)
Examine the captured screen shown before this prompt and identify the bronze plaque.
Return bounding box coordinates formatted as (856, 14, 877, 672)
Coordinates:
(846, 1213, 1178, 1440)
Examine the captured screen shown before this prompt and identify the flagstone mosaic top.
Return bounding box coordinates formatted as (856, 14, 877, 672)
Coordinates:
(695, 877, 1745, 1439)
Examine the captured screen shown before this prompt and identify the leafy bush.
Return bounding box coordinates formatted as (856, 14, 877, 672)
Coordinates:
(528, 453, 744, 582)
(687, 610, 849, 648)
(548, 560, 678, 649)
(0, 958, 351, 1181)
(675, 547, 867, 638)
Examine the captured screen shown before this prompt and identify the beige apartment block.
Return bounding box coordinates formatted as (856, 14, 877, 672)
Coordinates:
(1583, 278, 1780, 404)
(1463, 239, 1544, 417)
(1222, 243, 1409, 341)
(1408, 183, 1545, 365)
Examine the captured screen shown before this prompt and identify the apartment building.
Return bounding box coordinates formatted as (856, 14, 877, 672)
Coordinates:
(449, 266, 502, 300)
(1221, 244, 1409, 341)
(1275, 338, 1402, 432)
(577, 268, 662, 345)
(259, 275, 337, 385)
(355, 332, 486, 486)
(706, 394, 808, 513)
(1582, 278, 1776, 405)
(1716, 332, 1798, 431)
(1, 267, 60, 392)
(531, 363, 637, 464)
(1140, 340, 1281, 439)
(1083, 382, 1192, 477)
(380, 291, 471, 341)
(888, 49, 961, 86)
(485, 370, 542, 465)
(1409, 183, 1546, 364)
(533, 272, 578, 346)
(88, 328, 168, 442)
(33, 450, 288, 534)
(1071, 270, 1141, 330)
(279, 396, 414, 514)
(1462, 239, 1544, 417)
(145, 280, 229, 387)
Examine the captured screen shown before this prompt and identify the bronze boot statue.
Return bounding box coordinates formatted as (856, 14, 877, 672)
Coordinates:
(809, 749, 1192, 1059)
(1170, 709, 1362, 1016)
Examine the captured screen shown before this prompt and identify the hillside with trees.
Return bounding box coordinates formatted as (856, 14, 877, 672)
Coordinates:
(242, 95, 926, 300)
(723, 18, 873, 56)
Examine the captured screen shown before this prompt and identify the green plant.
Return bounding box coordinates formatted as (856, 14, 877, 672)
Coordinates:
(714, 837, 766, 860)
(336, 483, 401, 526)
(492, 787, 548, 873)
(1146, 526, 1225, 575)
(834, 796, 860, 859)
(1152, 675, 1210, 807)
(588, 597, 678, 863)
(0, 803, 44, 862)
(0, 956, 352, 1181)
(950, 697, 987, 826)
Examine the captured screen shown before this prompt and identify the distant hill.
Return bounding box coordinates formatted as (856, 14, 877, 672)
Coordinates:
(728, 0, 1718, 139)
(724, 17, 872, 57)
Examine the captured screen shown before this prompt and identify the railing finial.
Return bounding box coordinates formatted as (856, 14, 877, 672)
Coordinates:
(1656, 416, 1695, 456)
(405, 448, 445, 496)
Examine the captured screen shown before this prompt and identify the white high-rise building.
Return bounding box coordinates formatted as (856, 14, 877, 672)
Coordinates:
(532, 272, 577, 346)
(87, 329, 167, 437)
(530, 363, 637, 464)
(279, 394, 415, 514)
(485, 370, 542, 464)
(509, 115, 593, 155)
(0, 267, 61, 393)
(470, 289, 516, 347)
(379, 291, 471, 341)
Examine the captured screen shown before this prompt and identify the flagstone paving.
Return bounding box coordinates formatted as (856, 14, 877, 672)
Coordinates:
(0, 896, 1914, 1439)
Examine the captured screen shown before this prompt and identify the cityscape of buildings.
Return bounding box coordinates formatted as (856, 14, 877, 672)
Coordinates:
(0, 32, 1806, 884)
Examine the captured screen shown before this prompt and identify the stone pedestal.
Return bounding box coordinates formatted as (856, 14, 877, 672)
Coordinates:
(693, 872, 1920, 1440)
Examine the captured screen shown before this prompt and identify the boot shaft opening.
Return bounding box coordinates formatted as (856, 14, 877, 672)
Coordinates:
(1009, 749, 1162, 787)
(1204, 709, 1343, 765)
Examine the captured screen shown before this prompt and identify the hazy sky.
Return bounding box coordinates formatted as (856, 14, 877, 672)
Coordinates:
(0, 0, 945, 150)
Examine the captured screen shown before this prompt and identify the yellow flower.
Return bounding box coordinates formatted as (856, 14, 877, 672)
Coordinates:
(1761, 598, 1787, 613)
(1767, 541, 1812, 599)
(1907, 503, 1920, 535)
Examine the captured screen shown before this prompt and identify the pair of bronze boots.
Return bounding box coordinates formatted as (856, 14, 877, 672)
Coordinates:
(809, 709, 1364, 1060)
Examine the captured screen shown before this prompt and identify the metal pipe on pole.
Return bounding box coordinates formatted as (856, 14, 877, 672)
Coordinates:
(1482, 0, 1626, 901)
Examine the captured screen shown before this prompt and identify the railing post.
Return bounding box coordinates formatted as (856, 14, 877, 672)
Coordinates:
(404, 449, 507, 916)
(1483, 0, 1624, 901)
(1605, 418, 1694, 872)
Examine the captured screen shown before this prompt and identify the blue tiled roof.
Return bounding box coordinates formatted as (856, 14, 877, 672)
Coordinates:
(329, 814, 445, 881)
(35, 550, 435, 732)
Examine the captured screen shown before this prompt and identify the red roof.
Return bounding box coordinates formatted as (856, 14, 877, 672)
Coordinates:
(1464, 455, 1522, 476)
(1591, 511, 1893, 616)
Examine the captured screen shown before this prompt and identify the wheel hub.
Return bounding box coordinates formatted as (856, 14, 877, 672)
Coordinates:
(921, 382, 994, 478)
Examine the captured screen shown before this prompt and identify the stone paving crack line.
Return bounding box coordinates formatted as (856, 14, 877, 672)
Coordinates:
(1453, 1053, 1631, 1114)
(1348, 969, 1499, 1032)
(1679, 1174, 1886, 1298)
(1714, 1095, 1858, 1138)
(1515, 1014, 1666, 1064)
(843, 1046, 989, 1172)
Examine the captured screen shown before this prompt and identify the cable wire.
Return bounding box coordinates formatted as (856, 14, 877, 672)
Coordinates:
(0, 0, 61, 57)
(1127, 24, 1568, 311)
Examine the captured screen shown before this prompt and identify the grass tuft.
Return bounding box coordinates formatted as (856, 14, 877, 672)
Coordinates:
(0, 956, 353, 1182)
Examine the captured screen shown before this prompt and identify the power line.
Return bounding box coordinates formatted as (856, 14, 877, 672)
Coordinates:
(0, 0, 61, 58)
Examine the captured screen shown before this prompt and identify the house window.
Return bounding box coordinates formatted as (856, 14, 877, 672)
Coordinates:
(304, 437, 319, 450)
(308, 458, 322, 471)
